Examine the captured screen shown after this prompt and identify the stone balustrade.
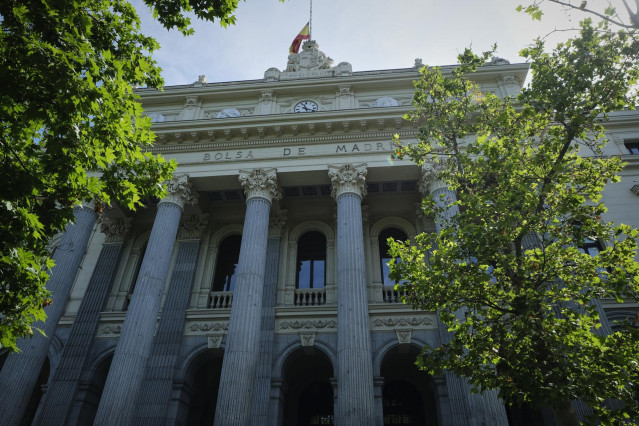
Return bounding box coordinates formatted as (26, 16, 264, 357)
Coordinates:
(294, 288, 327, 306)
(209, 291, 234, 309)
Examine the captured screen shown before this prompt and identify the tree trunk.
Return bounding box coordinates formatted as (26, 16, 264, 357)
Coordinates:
(552, 399, 580, 426)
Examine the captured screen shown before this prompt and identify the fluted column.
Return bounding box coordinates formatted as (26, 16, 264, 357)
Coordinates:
(134, 213, 208, 425)
(214, 168, 281, 426)
(329, 163, 375, 426)
(93, 175, 197, 426)
(0, 204, 98, 426)
(35, 216, 132, 426)
(421, 162, 508, 426)
(252, 211, 286, 426)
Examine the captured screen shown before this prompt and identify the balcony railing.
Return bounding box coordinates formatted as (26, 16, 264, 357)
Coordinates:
(382, 286, 406, 303)
(294, 288, 326, 306)
(208, 291, 233, 309)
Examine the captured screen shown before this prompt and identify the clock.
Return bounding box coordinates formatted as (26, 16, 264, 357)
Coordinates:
(216, 108, 241, 118)
(294, 100, 319, 113)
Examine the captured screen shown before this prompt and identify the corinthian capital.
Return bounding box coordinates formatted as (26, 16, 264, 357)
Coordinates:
(328, 163, 367, 200)
(239, 168, 282, 202)
(100, 216, 133, 244)
(419, 159, 448, 195)
(178, 213, 209, 240)
(160, 174, 198, 208)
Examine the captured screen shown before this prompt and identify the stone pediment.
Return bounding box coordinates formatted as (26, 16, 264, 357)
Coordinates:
(264, 40, 352, 81)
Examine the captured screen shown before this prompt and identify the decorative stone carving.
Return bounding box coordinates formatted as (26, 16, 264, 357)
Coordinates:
(488, 56, 511, 65)
(300, 332, 316, 347)
(100, 217, 133, 243)
(208, 334, 224, 349)
(184, 96, 199, 110)
(372, 97, 399, 108)
(186, 321, 229, 335)
(395, 329, 412, 345)
(413, 58, 424, 69)
(630, 184, 639, 195)
(419, 160, 449, 195)
(146, 113, 165, 123)
(268, 210, 287, 236)
(178, 214, 209, 240)
(260, 90, 273, 104)
(279, 320, 337, 330)
(369, 315, 436, 331)
(328, 163, 368, 199)
(97, 324, 122, 337)
(161, 174, 198, 208)
(238, 168, 282, 202)
(339, 85, 351, 96)
(266, 40, 352, 81)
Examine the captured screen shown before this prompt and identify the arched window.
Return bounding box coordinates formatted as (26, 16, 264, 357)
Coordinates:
(379, 228, 407, 286)
(296, 231, 326, 289)
(212, 235, 242, 292)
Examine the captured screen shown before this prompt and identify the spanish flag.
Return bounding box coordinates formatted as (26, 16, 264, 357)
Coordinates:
(289, 23, 310, 54)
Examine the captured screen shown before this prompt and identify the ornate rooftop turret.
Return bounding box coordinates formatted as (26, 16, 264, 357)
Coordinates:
(264, 40, 352, 81)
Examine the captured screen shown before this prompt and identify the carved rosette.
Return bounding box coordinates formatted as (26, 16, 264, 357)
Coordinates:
(160, 174, 198, 208)
(419, 159, 449, 195)
(328, 163, 367, 200)
(238, 168, 282, 202)
(100, 216, 133, 244)
(268, 210, 288, 237)
(178, 213, 209, 240)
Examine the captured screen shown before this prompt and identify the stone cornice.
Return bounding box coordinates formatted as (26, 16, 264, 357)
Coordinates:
(238, 168, 282, 202)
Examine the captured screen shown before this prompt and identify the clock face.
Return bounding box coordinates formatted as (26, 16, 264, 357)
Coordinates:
(216, 108, 241, 118)
(294, 100, 319, 113)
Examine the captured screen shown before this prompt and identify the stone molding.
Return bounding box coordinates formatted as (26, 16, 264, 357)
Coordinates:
(238, 168, 282, 202)
(160, 174, 199, 208)
(268, 210, 288, 236)
(178, 213, 209, 240)
(277, 319, 337, 333)
(328, 163, 367, 200)
(300, 332, 317, 347)
(96, 324, 122, 338)
(100, 216, 133, 244)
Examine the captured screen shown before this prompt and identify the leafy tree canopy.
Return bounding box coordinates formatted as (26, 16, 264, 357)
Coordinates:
(517, 0, 639, 29)
(0, 0, 252, 351)
(392, 19, 639, 425)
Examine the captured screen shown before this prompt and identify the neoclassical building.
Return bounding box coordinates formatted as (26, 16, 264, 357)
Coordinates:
(1, 40, 638, 426)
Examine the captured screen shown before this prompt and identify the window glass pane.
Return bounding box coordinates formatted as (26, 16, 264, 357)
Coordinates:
(296, 231, 327, 289)
(298, 260, 311, 289)
(213, 235, 241, 292)
(379, 228, 407, 286)
(313, 260, 325, 288)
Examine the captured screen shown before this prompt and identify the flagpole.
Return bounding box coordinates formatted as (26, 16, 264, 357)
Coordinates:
(309, 0, 312, 39)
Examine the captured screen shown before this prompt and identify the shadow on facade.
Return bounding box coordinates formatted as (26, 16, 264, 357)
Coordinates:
(21, 356, 50, 426)
(77, 352, 113, 425)
(282, 347, 335, 426)
(177, 348, 223, 426)
(380, 345, 438, 426)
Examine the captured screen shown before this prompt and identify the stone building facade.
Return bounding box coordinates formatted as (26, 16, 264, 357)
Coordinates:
(1, 41, 638, 426)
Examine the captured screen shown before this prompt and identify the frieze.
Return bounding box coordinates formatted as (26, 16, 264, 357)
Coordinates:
(370, 315, 436, 331)
(97, 324, 122, 338)
(185, 321, 229, 335)
(279, 319, 337, 331)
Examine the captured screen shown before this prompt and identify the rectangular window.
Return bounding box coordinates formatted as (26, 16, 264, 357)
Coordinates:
(624, 140, 639, 154)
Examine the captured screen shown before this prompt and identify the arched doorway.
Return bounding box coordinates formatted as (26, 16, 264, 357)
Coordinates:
(77, 352, 113, 425)
(380, 345, 438, 426)
(181, 348, 223, 426)
(282, 347, 335, 426)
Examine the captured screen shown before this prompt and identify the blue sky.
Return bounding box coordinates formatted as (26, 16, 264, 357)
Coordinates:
(130, 0, 624, 86)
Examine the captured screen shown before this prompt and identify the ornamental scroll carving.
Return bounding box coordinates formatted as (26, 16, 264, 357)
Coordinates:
(328, 163, 367, 199)
(370, 316, 434, 330)
(178, 214, 209, 240)
(100, 217, 133, 243)
(280, 320, 337, 330)
(269, 210, 287, 236)
(419, 159, 449, 195)
(238, 168, 282, 202)
(161, 174, 198, 208)
(97, 324, 122, 337)
(186, 321, 229, 335)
